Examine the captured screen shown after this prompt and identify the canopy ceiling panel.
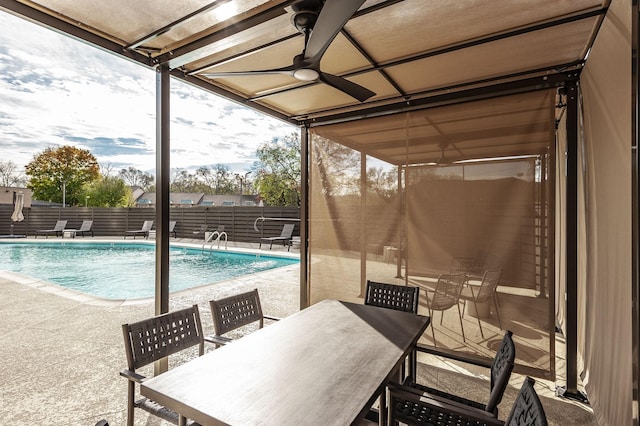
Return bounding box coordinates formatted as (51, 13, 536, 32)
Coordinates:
(384, 19, 599, 95)
(349, 0, 604, 64)
(312, 89, 556, 166)
(2, 0, 605, 123)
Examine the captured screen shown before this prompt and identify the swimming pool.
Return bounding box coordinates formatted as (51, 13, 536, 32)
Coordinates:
(0, 242, 298, 299)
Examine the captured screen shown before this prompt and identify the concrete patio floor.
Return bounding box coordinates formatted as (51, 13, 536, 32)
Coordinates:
(0, 237, 595, 425)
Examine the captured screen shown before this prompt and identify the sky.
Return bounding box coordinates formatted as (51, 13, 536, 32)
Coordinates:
(0, 11, 296, 177)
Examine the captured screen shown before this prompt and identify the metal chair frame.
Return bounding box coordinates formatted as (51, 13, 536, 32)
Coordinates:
(425, 272, 467, 344)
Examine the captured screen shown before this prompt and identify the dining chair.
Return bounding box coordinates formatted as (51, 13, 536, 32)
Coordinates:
(120, 305, 205, 426)
(425, 272, 467, 344)
(404, 330, 516, 418)
(460, 268, 503, 338)
(206, 288, 279, 348)
(364, 280, 420, 425)
(365, 280, 420, 313)
(388, 376, 547, 426)
(365, 280, 420, 378)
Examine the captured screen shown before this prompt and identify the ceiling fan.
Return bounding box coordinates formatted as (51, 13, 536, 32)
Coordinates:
(435, 142, 453, 165)
(201, 0, 376, 102)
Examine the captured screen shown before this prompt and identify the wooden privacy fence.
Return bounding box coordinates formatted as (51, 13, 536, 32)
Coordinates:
(0, 205, 300, 243)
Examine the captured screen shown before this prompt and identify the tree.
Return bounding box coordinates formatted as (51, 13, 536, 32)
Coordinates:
(118, 166, 154, 190)
(0, 160, 27, 187)
(366, 166, 398, 201)
(25, 146, 100, 205)
(196, 164, 237, 194)
(83, 175, 131, 207)
(252, 133, 301, 206)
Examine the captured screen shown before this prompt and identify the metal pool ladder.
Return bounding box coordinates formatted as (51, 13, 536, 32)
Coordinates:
(202, 229, 228, 251)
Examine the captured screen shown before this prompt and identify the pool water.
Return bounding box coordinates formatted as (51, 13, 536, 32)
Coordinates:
(0, 242, 298, 299)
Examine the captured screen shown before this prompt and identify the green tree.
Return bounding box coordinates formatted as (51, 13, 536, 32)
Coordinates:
(84, 175, 131, 207)
(253, 133, 301, 206)
(25, 146, 100, 205)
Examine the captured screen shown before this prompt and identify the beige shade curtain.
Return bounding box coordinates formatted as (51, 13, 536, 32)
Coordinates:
(308, 89, 557, 377)
(575, 0, 632, 423)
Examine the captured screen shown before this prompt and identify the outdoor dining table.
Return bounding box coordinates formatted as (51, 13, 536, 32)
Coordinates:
(140, 298, 431, 426)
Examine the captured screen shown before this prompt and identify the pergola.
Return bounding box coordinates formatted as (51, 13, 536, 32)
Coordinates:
(0, 0, 635, 424)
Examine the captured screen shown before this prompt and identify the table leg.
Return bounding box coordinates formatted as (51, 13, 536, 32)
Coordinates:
(178, 415, 187, 426)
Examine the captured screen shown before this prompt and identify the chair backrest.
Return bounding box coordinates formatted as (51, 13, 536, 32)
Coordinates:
(430, 273, 466, 311)
(54, 220, 68, 231)
(365, 281, 419, 313)
(79, 220, 93, 231)
(122, 305, 204, 371)
(169, 220, 176, 231)
(486, 330, 516, 414)
(504, 377, 548, 426)
(142, 220, 154, 231)
(210, 289, 265, 337)
(280, 223, 295, 238)
(475, 268, 502, 303)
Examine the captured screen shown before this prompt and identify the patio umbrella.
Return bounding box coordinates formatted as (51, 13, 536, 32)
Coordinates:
(11, 191, 24, 223)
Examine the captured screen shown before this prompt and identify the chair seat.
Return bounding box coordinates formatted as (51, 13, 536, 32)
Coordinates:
(404, 378, 487, 412)
(391, 397, 497, 426)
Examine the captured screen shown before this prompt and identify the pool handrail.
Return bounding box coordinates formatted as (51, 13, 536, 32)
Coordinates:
(202, 229, 228, 251)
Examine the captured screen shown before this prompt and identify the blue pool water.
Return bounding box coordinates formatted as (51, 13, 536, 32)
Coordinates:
(0, 242, 298, 299)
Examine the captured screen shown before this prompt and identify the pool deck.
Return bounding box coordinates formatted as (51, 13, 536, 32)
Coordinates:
(0, 237, 595, 425)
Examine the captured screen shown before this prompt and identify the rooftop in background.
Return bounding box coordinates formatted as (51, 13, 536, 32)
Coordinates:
(134, 192, 261, 207)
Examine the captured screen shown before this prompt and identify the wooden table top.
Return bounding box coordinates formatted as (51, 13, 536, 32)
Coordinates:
(141, 299, 431, 426)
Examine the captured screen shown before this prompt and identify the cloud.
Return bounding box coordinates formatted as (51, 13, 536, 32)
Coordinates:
(0, 12, 295, 176)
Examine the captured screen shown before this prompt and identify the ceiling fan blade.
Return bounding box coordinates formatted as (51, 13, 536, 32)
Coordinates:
(304, 0, 365, 61)
(202, 65, 295, 78)
(319, 71, 375, 102)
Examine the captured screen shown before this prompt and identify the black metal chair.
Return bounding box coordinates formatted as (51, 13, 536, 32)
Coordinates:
(120, 305, 205, 426)
(364, 280, 421, 425)
(365, 280, 420, 378)
(388, 376, 547, 426)
(206, 288, 279, 348)
(365, 280, 420, 313)
(404, 330, 516, 418)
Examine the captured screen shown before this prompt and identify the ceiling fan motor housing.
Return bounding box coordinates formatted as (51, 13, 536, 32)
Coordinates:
(292, 9, 319, 34)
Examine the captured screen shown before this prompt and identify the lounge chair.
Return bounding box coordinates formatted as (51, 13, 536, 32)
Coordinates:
(124, 220, 153, 239)
(259, 223, 295, 251)
(193, 224, 209, 238)
(169, 220, 177, 238)
(76, 220, 94, 237)
(34, 220, 67, 238)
